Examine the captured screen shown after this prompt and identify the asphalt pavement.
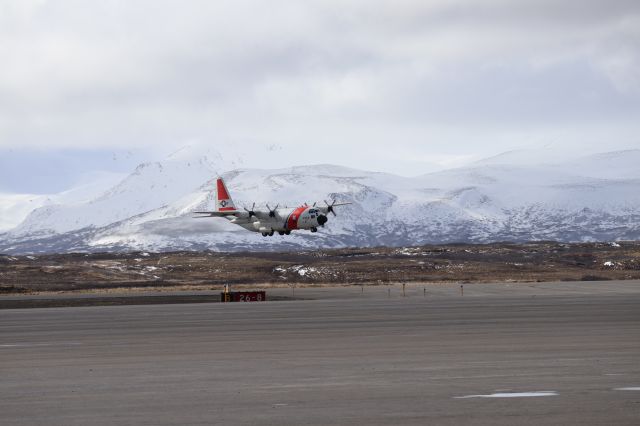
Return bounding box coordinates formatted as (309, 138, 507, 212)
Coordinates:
(2, 281, 640, 425)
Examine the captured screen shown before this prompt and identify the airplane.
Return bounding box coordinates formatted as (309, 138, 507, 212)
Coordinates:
(193, 177, 351, 236)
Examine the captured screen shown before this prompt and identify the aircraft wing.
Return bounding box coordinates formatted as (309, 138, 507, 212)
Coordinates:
(251, 210, 275, 220)
(317, 201, 353, 216)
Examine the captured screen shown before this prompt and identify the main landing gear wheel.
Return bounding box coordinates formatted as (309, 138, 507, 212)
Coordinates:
(261, 232, 268, 237)
(310, 227, 318, 233)
(285, 230, 291, 235)
(278, 231, 285, 235)
(269, 230, 275, 236)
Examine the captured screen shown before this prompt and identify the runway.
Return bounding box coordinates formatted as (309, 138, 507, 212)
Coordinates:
(2, 282, 640, 425)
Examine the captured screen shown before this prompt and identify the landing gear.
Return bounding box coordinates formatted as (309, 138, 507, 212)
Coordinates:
(310, 227, 318, 233)
(285, 230, 291, 235)
(278, 231, 285, 236)
(269, 230, 274, 236)
(262, 232, 268, 237)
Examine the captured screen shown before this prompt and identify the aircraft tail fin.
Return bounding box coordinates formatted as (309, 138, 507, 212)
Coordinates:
(215, 177, 237, 212)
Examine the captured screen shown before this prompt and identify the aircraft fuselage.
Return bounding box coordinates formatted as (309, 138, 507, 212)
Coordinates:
(230, 206, 327, 235)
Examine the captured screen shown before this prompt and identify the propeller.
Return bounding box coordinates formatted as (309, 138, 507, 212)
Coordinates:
(324, 199, 338, 216)
(266, 203, 279, 217)
(243, 202, 256, 218)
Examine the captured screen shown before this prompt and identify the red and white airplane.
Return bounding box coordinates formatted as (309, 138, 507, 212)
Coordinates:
(194, 177, 351, 236)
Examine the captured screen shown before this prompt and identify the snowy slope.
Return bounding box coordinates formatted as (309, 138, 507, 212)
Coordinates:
(1, 150, 639, 253)
(9, 156, 222, 237)
(0, 193, 53, 233)
(0, 171, 125, 233)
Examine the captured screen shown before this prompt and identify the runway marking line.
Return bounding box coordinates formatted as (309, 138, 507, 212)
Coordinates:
(0, 342, 82, 348)
(613, 387, 640, 391)
(455, 391, 558, 399)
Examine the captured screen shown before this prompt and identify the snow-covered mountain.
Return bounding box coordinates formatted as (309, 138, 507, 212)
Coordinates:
(1, 149, 639, 254)
(0, 171, 126, 233)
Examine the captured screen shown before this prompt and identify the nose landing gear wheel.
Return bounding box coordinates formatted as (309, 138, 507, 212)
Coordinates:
(310, 227, 318, 233)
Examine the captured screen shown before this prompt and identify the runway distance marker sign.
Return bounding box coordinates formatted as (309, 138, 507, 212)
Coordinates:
(221, 291, 266, 302)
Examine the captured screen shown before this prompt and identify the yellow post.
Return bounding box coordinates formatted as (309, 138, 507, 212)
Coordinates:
(224, 284, 230, 302)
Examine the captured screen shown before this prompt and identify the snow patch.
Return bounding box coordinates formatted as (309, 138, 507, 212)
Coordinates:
(291, 265, 316, 276)
(395, 248, 422, 256)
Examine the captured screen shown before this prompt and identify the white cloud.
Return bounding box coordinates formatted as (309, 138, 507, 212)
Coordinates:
(0, 0, 638, 178)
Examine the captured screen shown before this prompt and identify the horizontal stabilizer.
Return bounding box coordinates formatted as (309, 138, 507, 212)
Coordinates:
(193, 210, 238, 217)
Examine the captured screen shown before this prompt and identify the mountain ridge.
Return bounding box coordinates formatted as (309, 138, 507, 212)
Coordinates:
(1, 150, 639, 254)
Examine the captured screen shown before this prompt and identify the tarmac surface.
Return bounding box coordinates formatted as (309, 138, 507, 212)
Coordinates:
(2, 281, 640, 425)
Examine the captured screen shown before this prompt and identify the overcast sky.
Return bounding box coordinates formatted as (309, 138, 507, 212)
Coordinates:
(1, 0, 639, 192)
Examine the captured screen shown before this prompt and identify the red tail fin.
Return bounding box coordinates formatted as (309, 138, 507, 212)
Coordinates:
(215, 177, 236, 212)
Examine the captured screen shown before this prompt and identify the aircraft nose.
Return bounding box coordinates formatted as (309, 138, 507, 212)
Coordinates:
(317, 214, 328, 226)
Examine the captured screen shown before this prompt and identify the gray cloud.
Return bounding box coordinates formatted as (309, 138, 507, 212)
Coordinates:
(0, 0, 638, 179)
